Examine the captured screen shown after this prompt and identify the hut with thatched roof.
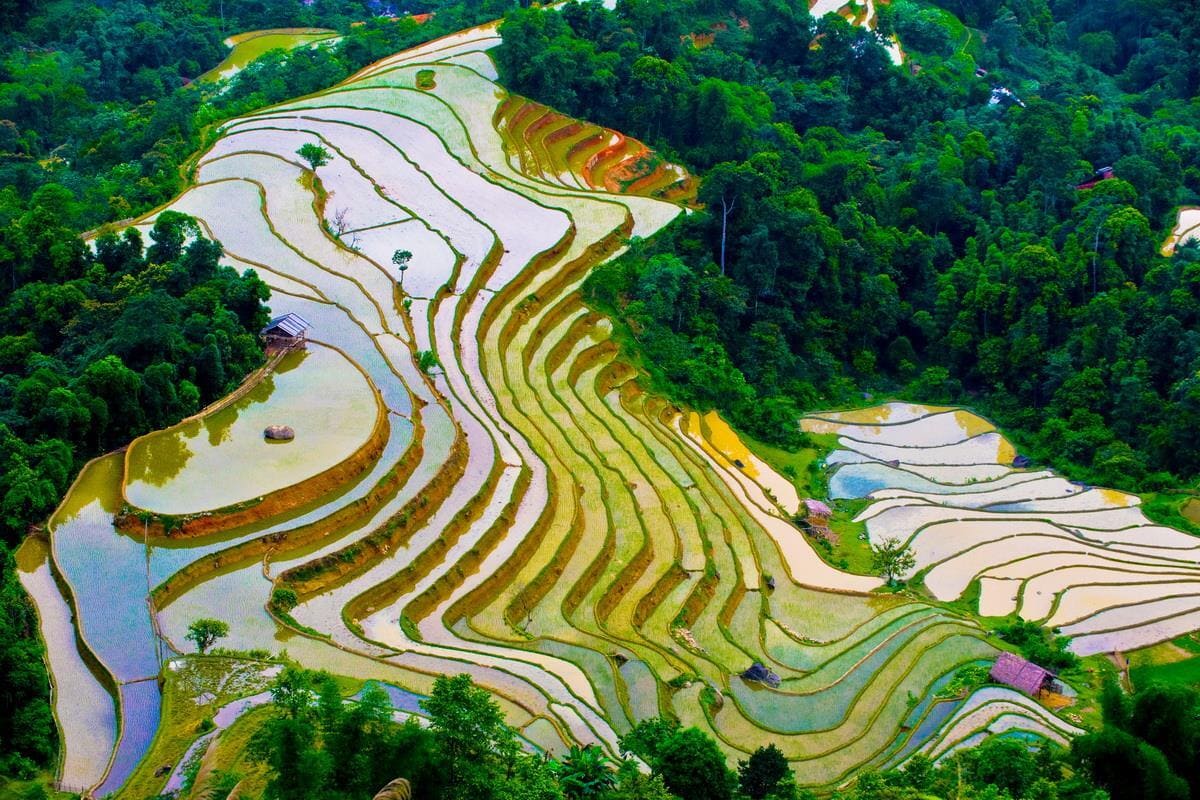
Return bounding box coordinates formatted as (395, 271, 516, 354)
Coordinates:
(804, 499, 833, 520)
(989, 652, 1056, 696)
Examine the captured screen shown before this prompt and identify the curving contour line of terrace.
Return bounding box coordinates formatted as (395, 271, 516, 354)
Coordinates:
(19, 23, 1126, 798)
(808, 403, 1200, 657)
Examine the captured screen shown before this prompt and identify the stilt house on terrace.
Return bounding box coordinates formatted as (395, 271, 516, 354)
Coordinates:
(989, 651, 1058, 697)
(262, 312, 311, 352)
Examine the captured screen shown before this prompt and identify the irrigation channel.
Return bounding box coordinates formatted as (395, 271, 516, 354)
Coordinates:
(26, 21, 1200, 798)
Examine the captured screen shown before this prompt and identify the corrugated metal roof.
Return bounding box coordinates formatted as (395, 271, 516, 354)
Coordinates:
(262, 313, 310, 337)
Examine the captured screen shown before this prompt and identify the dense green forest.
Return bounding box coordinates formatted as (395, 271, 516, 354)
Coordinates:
(142, 667, 1200, 800)
(495, 0, 1200, 493)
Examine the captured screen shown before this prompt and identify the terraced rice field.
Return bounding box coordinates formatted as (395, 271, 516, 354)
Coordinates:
(805, 403, 1200, 656)
(33, 25, 1081, 797)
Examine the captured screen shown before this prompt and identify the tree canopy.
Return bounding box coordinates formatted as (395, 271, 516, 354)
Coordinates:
(496, 0, 1200, 495)
(233, 668, 1200, 800)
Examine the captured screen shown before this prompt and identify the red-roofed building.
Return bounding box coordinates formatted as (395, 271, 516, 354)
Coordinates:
(990, 652, 1056, 696)
(1074, 166, 1115, 191)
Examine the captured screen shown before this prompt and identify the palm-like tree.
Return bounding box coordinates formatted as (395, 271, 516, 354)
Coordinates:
(556, 745, 615, 799)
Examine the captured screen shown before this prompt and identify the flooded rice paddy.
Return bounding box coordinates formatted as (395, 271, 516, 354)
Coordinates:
(124, 344, 379, 515)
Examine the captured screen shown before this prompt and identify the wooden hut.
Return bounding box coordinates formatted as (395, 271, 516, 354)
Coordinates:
(989, 652, 1057, 697)
(261, 313, 310, 352)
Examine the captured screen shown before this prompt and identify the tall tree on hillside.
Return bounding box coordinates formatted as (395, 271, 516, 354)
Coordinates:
(700, 162, 770, 275)
(251, 668, 331, 800)
(620, 719, 737, 800)
(738, 744, 790, 800)
(423, 674, 520, 800)
(871, 537, 916, 585)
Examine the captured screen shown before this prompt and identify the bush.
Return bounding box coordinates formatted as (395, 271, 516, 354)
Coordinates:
(270, 587, 299, 613)
(995, 619, 1079, 671)
(891, 3, 955, 56)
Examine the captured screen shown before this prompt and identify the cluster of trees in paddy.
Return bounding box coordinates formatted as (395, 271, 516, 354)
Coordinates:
(144, 666, 1200, 800)
(494, 0, 1200, 496)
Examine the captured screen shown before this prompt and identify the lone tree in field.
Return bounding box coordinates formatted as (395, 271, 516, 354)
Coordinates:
(186, 618, 230, 654)
(392, 249, 412, 287)
(871, 536, 917, 585)
(297, 142, 331, 170)
(331, 207, 351, 237)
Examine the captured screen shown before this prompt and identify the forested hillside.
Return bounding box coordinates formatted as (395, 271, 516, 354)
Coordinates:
(0, 0, 513, 233)
(496, 0, 1200, 494)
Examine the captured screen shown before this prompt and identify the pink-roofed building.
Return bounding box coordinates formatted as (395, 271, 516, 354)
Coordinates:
(804, 499, 833, 519)
(989, 652, 1056, 696)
